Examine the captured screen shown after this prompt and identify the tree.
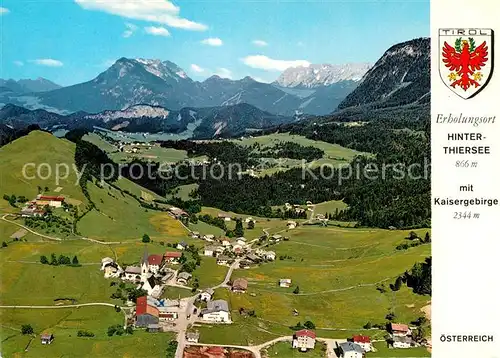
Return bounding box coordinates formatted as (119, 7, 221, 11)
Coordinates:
(72, 255, 79, 265)
(107, 325, 117, 336)
(2, 241, 7, 248)
(44, 186, 49, 192)
(247, 221, 255, 230)
(293, 286, 300, 294)
(142, 234, 151, 243)
(424, 232, 431, 243)
(40, 255, 49, 264)
(21, 324, 34, 335)
(50, 253, 58, 266)
(304, 320, 316, 329)
(234, 219, 244, 237)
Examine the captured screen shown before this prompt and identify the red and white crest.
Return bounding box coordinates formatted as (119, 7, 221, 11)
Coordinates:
(439, 28, 494, 99)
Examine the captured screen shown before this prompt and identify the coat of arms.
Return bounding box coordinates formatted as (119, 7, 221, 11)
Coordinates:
(439, 28, 494, 99)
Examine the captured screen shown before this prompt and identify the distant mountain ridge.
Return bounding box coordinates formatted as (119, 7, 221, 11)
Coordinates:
(5, 58, 365, 116)
(0, 103, 295, 139)
(0, 77, 61, 93)
(275, 63, 372, 88)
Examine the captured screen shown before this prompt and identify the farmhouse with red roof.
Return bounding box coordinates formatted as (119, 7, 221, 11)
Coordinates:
(353, 335, 373, 352)
(292, 329, 316, 351)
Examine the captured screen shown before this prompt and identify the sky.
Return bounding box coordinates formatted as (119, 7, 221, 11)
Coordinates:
(0, 0, 429, 86)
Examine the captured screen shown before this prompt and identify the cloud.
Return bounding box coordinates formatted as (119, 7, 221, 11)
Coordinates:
(252, 40, 268, 47)
(145, 26, 170, 37)
(297, 41, 305, 47)
(201, 38, 223, 46)
(0, 7, 8, 15)
(123, 23, 137, 38)
(190, 64, 205, 73)
(31, 59, 64, 67)
(242, 55, 310, 71)
(13, 61, 24, 67)
(215, 68, 232, 79)
(75, 0, 207, 31)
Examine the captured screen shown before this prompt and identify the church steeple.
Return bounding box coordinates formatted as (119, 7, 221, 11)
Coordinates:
(141, 245, 149, 274)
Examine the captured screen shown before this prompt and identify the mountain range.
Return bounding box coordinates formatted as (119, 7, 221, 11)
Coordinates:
(1, 59, 370, 116)
(0, 102, 294, 139)
(0, 78, 61, 94)
(0, 37, 430, 140)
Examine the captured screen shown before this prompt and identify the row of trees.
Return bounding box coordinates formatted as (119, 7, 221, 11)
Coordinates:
(40, 253, 79, 266)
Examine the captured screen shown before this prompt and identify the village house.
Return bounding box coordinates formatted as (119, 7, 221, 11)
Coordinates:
(287, 221, 297, 229)
(36, 195, 65, 208)
(40, 333, 54, 345)
(392, 336, 413, 349)
(203, 234, 215, 242)
(169, 207, 188, 219)
(177, 272, 192, 285)
(216, 256, 231, 265)
(244, 217, 255, 223)
(200, 288, 214, 302)
(284, 203, 292, 210)
(201, 300, 230, 323)
(264, 251, 276, 260)
(218, 213, 232, 221)
(204, 245, 218, 257)
(221, 238, 231, 247)
(232, 243, 244, 254)
(147, 254, 164, 274)
(292, 330, 316, 351)
(186, 331, 200, 343)
(101, 258, 122, 278)
(279, 278, 292, 288)
(21, 204, 46, 218)
(124, 266, 141, 281)
(352, 335, 372, 352)
(271, 234, 283, 242)
(338, 342, 364, 358)
(390, 323, 412, 337)
(142, 276, 162, 297)
(236, 237, 247, 246)
(147, 297, 180, 321)
(177, 242, 188, 250)
(245, 253, 261, 263)
(135, 296, 160, 327)
(232, 278, 248, 293)
(191, 231, 201, 239)
(164, 251, 182, 264)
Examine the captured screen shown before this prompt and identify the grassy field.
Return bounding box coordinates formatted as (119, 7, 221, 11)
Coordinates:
(83, 133, 188, 164)
(166, 183, 199, 201)
(0, 307, 176, 358)
(197, 225, 431, 344)
(0, 131, 88, 213)
(367, 342, 431, 357)
(199, 206, 291, 240)
(262, 341, 327, 358)
(228, 133, 368, 176)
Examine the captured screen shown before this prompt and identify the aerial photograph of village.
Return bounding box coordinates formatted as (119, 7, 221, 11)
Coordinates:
(0, 0, 431, 357)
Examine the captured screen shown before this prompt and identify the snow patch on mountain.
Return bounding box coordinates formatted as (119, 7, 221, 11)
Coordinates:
(85, 105, 170, 123)
(275, 63, 372, 88)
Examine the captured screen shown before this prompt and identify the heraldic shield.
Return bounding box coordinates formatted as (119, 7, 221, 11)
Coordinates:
(439, 28, 494, 99)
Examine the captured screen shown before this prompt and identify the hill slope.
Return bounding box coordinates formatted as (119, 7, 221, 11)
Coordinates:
(338, 38, 430, 109)
(0, 131, 187, 241)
